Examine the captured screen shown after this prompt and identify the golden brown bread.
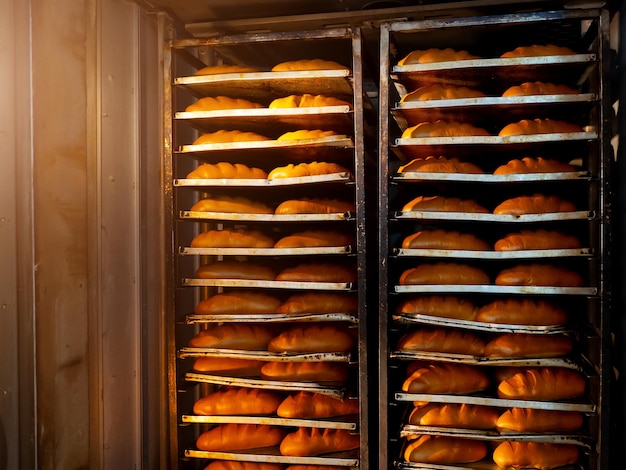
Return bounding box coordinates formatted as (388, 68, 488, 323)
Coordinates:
(189, 324, 274, 350)
(398, 48, 480, 65)
(277, 293, 358, 315)
(185, 96, 264, 112)
(495, 263, 584, 287)
(269, 94, 352, 108)
(285, 466, 345, 470)
(274, 230, 353, 248)
(280, 428, 359, 456)
(493, 156, 576, 174)
(399, 263, 490, 285)
(499, 118, 584, 136)
(271, 59, 349, 72)
(492, 441, 579, 469)
(402, 195, 489, 213)
(195, 291, 281, 315)
(502, 81, 578, 97)
(402, 120, 490, 138)
(493, 194, 576, 215)
(196, 423, 286, 451)
(260, 361, 349, 382)
(191, 229, 274, 248)
(484, 333, 573, 358)
(268, 161, 352, 179)
(476, 299, 568, 325)
(277, 130, 339, 140)
(275, 198, 355, 214)
(408, 403, 498, 429)
(494, 229, 581, 251)
(194, 261, 276, 281)
(193, 357, 265, 377)
(403, 435, 488, 463)
(193, 387, 283, 416)
(402, 362, 490, 394)
(398, 156, 484, 174)
(497, 367, 586, 400)
(194, 64, 260, 75)
(401, 84, 485, 101)
(268, 325, 355, 353)
(205, 461, 284, 470)
(186, 162, 268, 179)
(192, 130, 271, 145)
(276, 263, 356, 283)
(496, 407, 583, 433)
(500, 44, 577, 58)
(190, 195, 273, 214)
(397, 328, 485, 356)
(401, 229, 490, 251)
(396, 296, 477, 321)
(277, 391, 359, 418)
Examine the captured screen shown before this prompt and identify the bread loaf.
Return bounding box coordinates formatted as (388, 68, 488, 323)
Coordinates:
(402, 195, 489, 213)
(497, 367, 586, 400)
(275, 198, 355, 214)
(499, 118, 583, 136)
(399, 263, 490, 285)
(193, 357, 265, 377)
(193, 387, 283, 416)
(398, 48, 480, 65)
(194, 261, 276, 281)
(401, 84, 485, 101)
(401, 229, 490, 251)
(396, 296, 477, 320)
(195, 291, 281, 315)
(269, 94, 352, 108)
(492, 441, 579, 469)
(493, 156, 576, 174)
(402, 362, 490, 394)
(494, 229, 581, 251)
(408, 403, 498, 429)
(398, 156, 484, 174)
(194, 64, 260, 75)
(484, 333, 573, 358)
(277, 391, 359, 418)
(276, 263, 356, 283)
(500, 44, 577, 58)
(280, 428, 359, 456)
(402, 121, 490, 138)
(192, 130, 271, 145)
(185, 96, 264, 112)
(268, 325, 355, 353)
(260, 361, 349, 382)
(186, 162, 268, 179)
(268, 161, 352, 179)
(190, 195, 273, 214)
(476, 299, 567, 325)
(274, 230, 353, 248)
(502, 81, 578, 97)
(495, 264, 584, 287)
(277, 293, 358, 315)
(496, 407, 583, 433)
(191, 229, 274, 248)
(285, 466, 345, 470)
(397, 328, 485, 356)
(277, 130, 339, 140)
(189, 324, 274, 350)
(205, 461, 283, 470)
(493, 194, 576, 215)
(196, 423, 286, 451)
(271, 59, 349, 72)
(403, 435, 488, 463)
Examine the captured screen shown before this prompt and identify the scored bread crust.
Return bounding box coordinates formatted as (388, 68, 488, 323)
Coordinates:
(194, 291, 281, 315)
(476, 299, 567, 325)
(396, 296, 477, 320)
(280, 428, 360, 457)
(191, 195, 273, 214)
(498, 118, 583, 136)
(402, 362, 490, 394)
(268, 161, 352, 179)
(260, 361, 349, 382)
(402, 195, 489, 213)
(501, 81, 578, 97)
(194, 64, 260, 75)
(497, 367, 586, 400)
(271, 59, 350, 72)
(274, 230, 353, 248)
(408, 403, 499, 429)
(402, 121, 490, 138)
(397, 328, 486, 356)
(494, 156, 576, 174)
(277, 129, 340, 140)
(403, 435, 488, 464)
(276, 391, 359, 419)
(268, 324, 355, 353)
(269, 93, 352, 108)
(399, 263, 490, 286)
(192, 356, 265, 377)
(496, 407, 583, 433)
(195, 423, 286, 451)
(500, 44, 577, 58)
(193, 387, 283, 416)
(189, 324, 274, 350)
(190, 229, 274, 248)
(275, 198, 355, 214)
(194, 261, 276, 281)
(185, 96, 264, 112)
(484, 333, 573, 358)
(401, 229, 490, 251)
(398, 156, 484, 174)
(276, 263, 356, 283)
(398, 48, 480, 65)
(401, 84, 485, 101)
(493, 194, 576, 215)
(192, 129, 271, 144)
(495, 263, 584, 287)
(492, 441, 579, 469)
(277, 292, 358, 315)
(186, 162, 268, 179)
(494, 229, 581, 251)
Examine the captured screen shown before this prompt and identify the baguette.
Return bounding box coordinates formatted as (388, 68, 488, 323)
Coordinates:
(285, 466, 345, 470)
(401, 229, 490, 251)
(275, 198, 355, 214)
(190, 229, 274, 248)
(497, 367, 586, 400)
(193, 357, 265, 377)
(396, 296, 477, 321)
(260, 361, 349, 382)
(185, 96, 263, 112)
(193, 130, 271, 145)
(402, 362, 490, 394)
(500, 44, 577, 58)
(476, 298, 568, 325)
(398, 48, 480, 65)
(494, 229, 581, 251)
(268, 325, 355, 353)
(194, 64, 260, 75)
(276, 263, 356, 283)
(186, 162, 267, 179)
(398, 156, 484, 174)
(401, 84, 485, 101)
(274, 230, 353, 248)
(194, 261, 276, 281)
(495, 264, 584, 287)
(494, 156, 576, 174)
(399, 263, 490, 285)
(277, 392, 359, 418)
(193, 387, 283, 416)
(408, 403, 498, 429)
(195, 291, 281, 315)
(502, 81, 578, 97)
(272, 59, 349, 71)
(404, 435, 488, 464)
(277, 130, 339, 140)
(268, 161, 352, 179)
(402, 120, 490, 138)
(496, 407, 583, 433)
(205, 462, 284, 470)
(269, 94, 351, 108)
(499, 118, 583, 136)
(484, 333, 573, 358)
(191, 195, 273, 214)
(277, 293, 358, 315)
(280, 428, 359, 456)
(402, 195, 489, 213)
(493, 194, 576, 215)
(492, 441, 579, 469)
(196, 423, 286, 451)
(189, 324, 274, 350)
(397, 328, 485, 356)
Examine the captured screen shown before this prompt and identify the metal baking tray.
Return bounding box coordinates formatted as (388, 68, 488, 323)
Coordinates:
(180, 246, 353, 256)
(175, 172, 353, 187)
(185, 372, 346, 399)
(180, 210, 355, 222)
(174, 69, 355, 101)
(179, 347, 351, 363)
(181, 135, 354, 154)
(393, 210, 593, 223)
(393, 248, 593, 259)
(186, 313, 358, 324)
(393, 285, 597, 296)
(175, 144, 356, 163)
(391, 313, 571, 335)
(182, 278, 355, 291)
(184, 448, 359, 467)
(396, 460, 579, 470)
(181, 415, 357, 431)
(395, 132, 597, 147)
(391, 171, 591, 183)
